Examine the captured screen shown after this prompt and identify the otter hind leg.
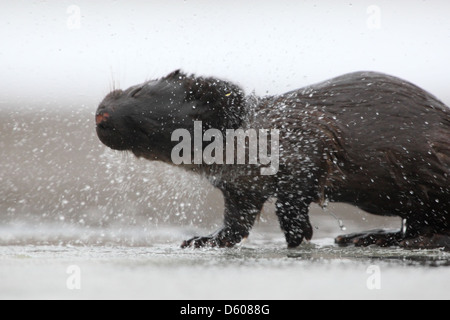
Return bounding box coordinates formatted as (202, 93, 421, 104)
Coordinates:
(335, 229, 404, 247)
(400, 234, 450, 250)
(397, 212, 450, 249)
(335, 215, 450, 250)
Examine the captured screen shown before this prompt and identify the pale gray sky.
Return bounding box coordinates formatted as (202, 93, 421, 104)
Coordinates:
(1, 0, 450, 106)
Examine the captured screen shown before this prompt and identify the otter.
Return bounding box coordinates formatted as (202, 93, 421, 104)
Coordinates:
(95, 70, 450, 249)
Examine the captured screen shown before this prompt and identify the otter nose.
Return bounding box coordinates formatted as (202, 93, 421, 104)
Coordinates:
(95, 111, 110, 125)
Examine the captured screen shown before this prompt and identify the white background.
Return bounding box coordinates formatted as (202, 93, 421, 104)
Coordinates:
(1, 0, 450, 106)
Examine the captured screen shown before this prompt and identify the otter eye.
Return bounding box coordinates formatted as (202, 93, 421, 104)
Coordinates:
(130, 86, 143, 98)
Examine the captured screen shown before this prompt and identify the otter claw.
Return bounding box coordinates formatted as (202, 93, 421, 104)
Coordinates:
(181, 236, 217, 248)
(181, 235, 236, 248)
(181, 226, 247, 248)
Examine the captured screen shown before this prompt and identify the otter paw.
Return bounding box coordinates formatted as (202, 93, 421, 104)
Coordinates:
(335, 229, 403, 247)
(285, 221, 313, 248)
(399, 234, 450, 250)
(180, 236, 212, 248)
(180, 236, 229, 248)
(181, 230, 242, 248)
(285, 232, 309, 248)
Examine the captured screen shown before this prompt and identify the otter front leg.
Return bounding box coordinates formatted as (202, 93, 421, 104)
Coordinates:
(181, 190, 265, 248)
(276, 196, 313, 248)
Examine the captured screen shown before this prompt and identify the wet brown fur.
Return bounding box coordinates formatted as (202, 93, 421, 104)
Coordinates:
(96, 70, 450, 249)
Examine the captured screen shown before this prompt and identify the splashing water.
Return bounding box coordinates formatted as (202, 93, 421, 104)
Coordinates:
(0, 104, 223, 245)
(320, 199, 347, 231)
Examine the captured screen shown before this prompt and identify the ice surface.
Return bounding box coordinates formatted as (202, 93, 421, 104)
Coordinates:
(1, 232, 450, 300)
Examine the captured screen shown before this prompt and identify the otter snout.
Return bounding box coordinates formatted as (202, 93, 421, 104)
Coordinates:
(95, 103, 129, 151)
(95, 110, 110, 126)
(95, 103, 112, 127)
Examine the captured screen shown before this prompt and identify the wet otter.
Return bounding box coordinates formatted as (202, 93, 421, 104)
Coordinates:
(95, 70, 450, 249)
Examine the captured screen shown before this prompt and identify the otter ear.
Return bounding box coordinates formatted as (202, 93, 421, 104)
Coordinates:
(184, 76, 246, 130)
(165, 69, 185, 80)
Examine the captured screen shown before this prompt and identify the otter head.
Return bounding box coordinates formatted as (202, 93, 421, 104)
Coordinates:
(95, 70, 246, 162)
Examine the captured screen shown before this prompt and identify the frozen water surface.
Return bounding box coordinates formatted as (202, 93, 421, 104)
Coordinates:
(1, 224, 450, 300)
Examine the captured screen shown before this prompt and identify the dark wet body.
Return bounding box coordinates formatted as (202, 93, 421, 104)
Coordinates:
(96, 71, 450, 249)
